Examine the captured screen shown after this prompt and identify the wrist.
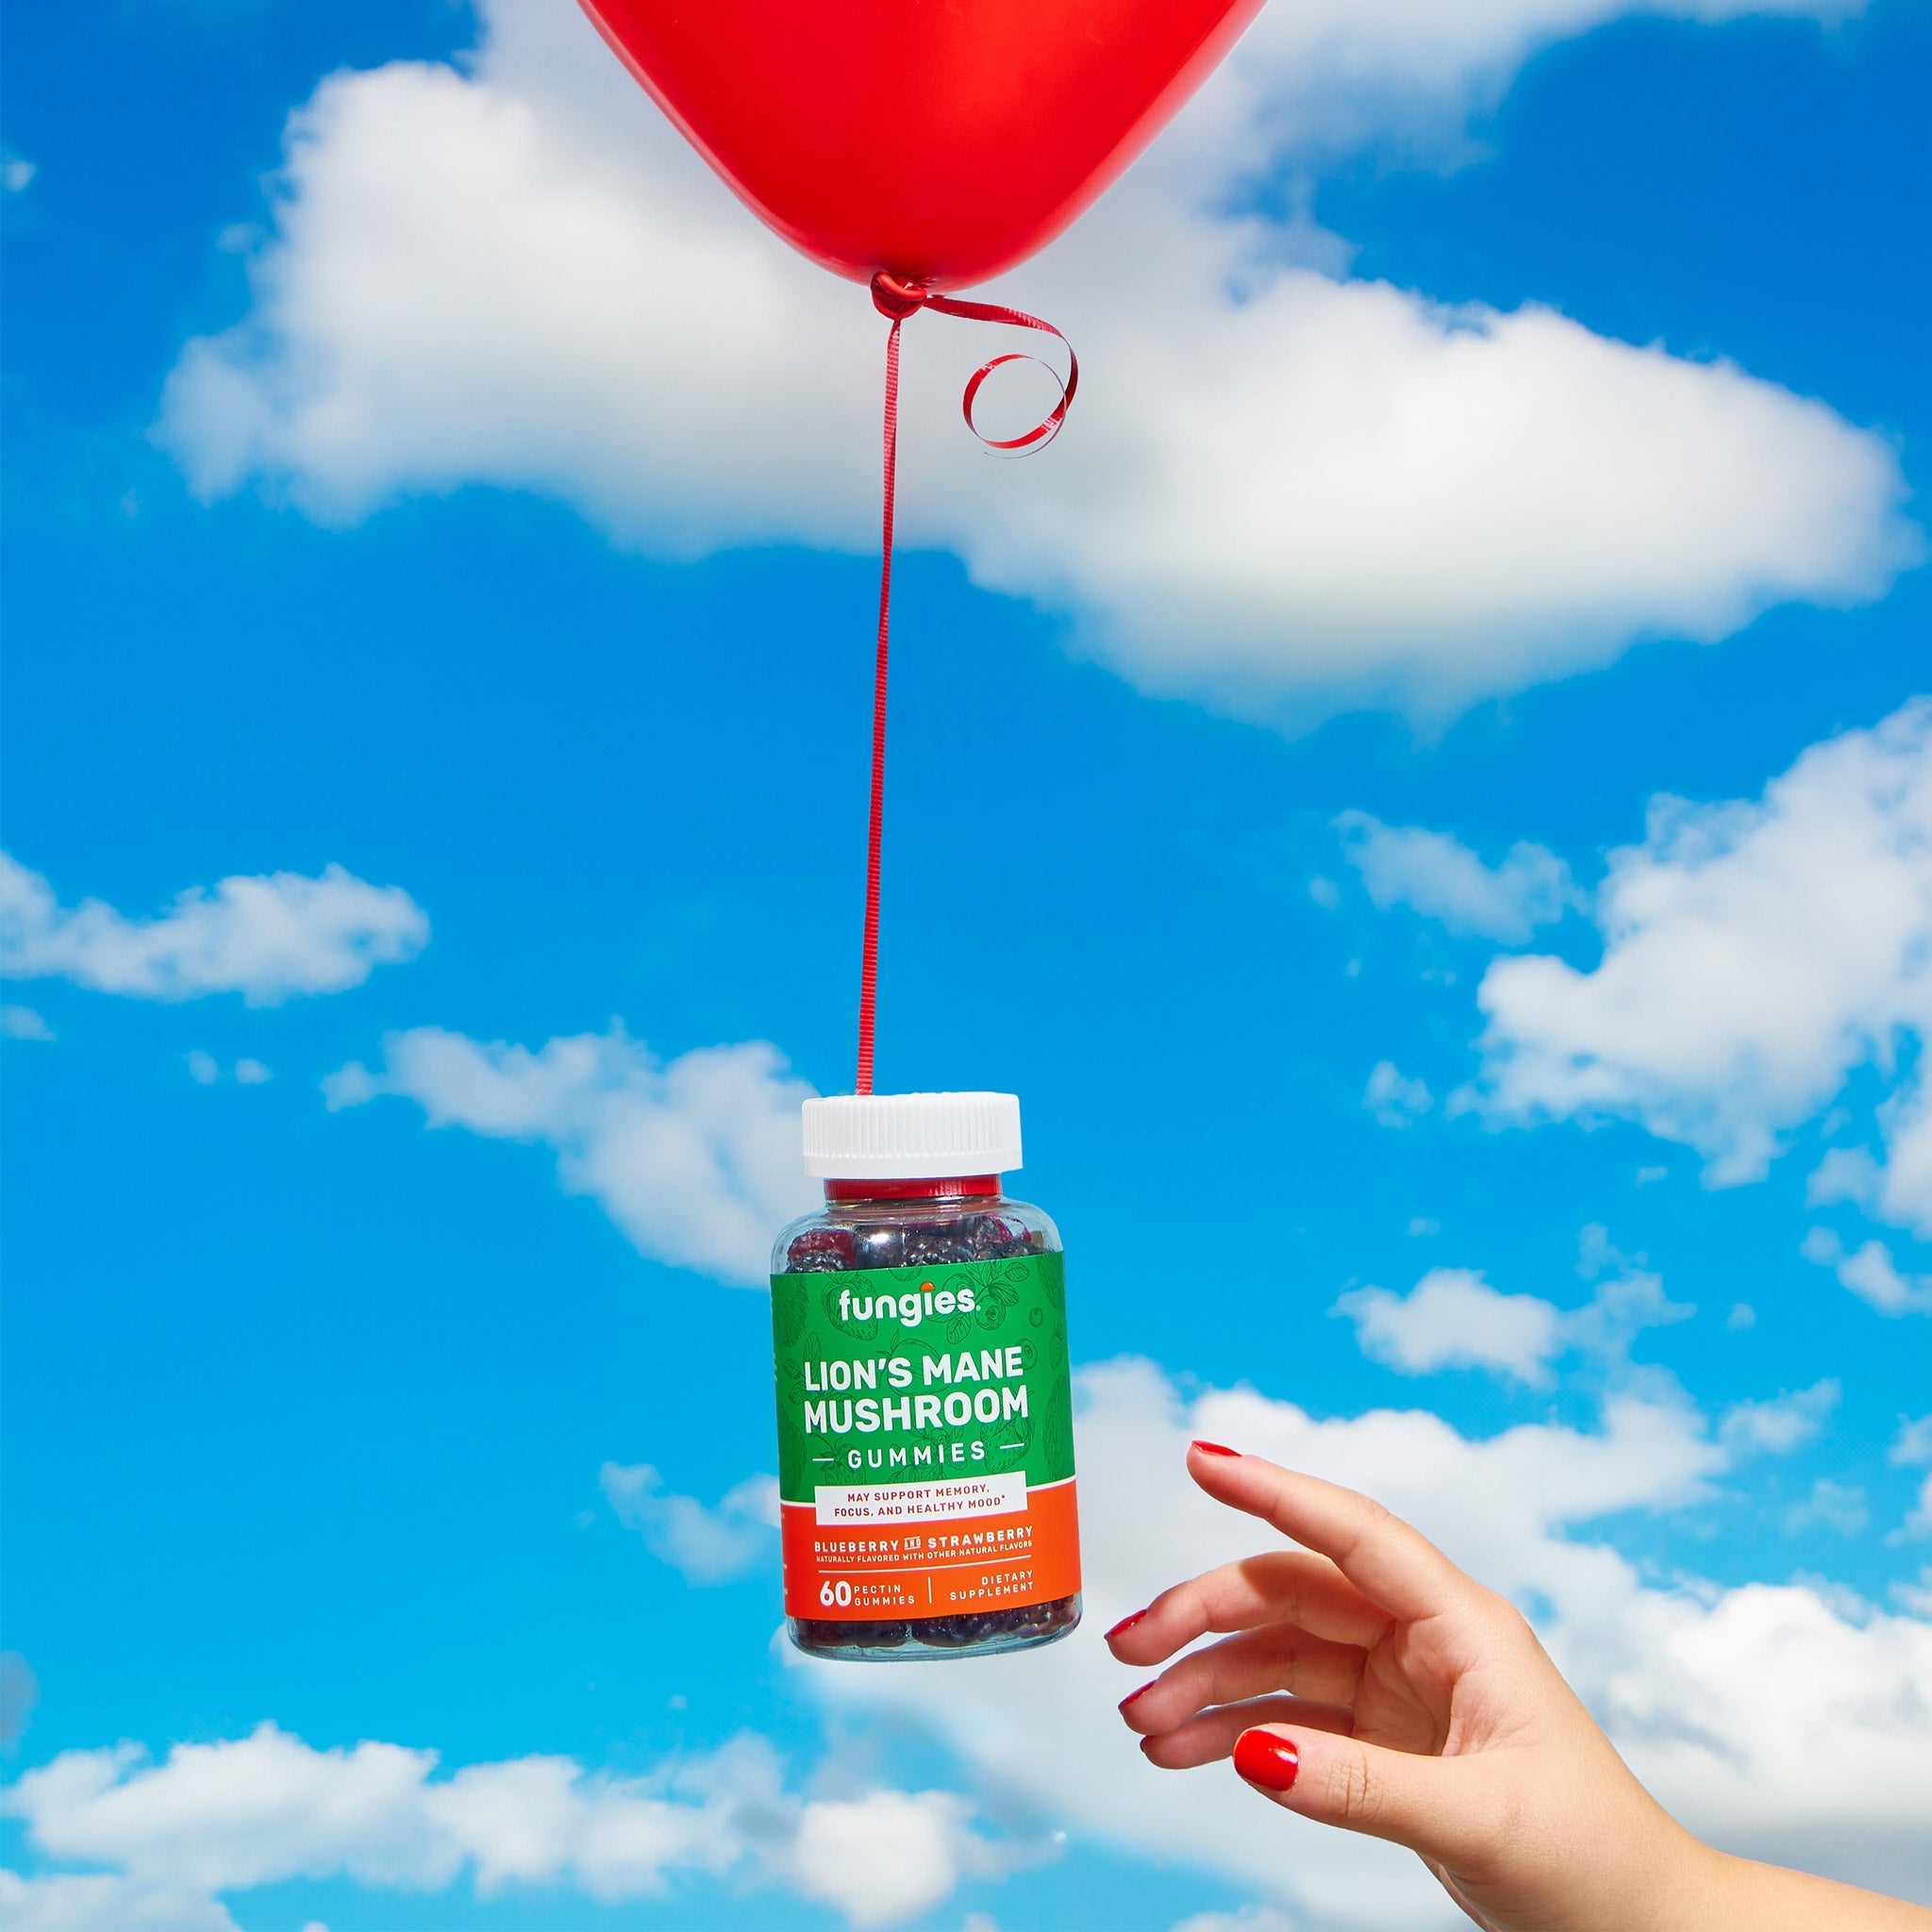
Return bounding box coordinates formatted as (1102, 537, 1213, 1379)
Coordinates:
(1648, 1836, 1742, 1932)
(1547, 1790, 1725, 1932)
(1674, 1847, 1932, 1931)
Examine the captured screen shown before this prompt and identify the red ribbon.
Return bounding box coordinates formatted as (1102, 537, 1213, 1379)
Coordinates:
(869, 271, 1080, 450)
(854, 272, 1077, 1094)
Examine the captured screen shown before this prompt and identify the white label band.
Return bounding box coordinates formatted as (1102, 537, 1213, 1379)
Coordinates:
(813, 1473, 1025, 1526)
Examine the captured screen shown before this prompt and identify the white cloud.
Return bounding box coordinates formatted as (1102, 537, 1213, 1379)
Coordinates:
(0, 1653, 39, 1750)
(1895, 1421, 1932, 1541)
(0, 853, 426, 1006)
(0, 1726, 1007, 1929)
(1338, 811, 1574, 941)
(1172, 1909, 1300, 1932)
(1807, 1143, 1881, 1208)
(186, 1053, 276, 1087)
(1363, 1059, 1433, 1126)
(1566, 1226, 1699, 1355)
(1334, 1238, 1691, 1385)
(1337, 1266, 1563, 1381)
(1783, 1478, 1869, 1537)
(155, 0, 1913, 724)
(0, 1871, 238, 1932)
(325, 1024, 817, 1284)
(804, 1356, 1932, 1925)
(600, 1462, 777, 1583)
(1, 1005, 54, 1041)
(1801, 1228, 1932, 1318)
(1718, 1379, 1839, 1457)
(1, 153, 33, 196)
(1903, 1476, 1932, 1542)
(1473, 699, 1932, 1231)
(1216, 0, 1868, 158)
(783, 1789, 999, 1929)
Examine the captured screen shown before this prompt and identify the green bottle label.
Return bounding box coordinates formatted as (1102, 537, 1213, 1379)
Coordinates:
(770, 1253, 1074, 1505)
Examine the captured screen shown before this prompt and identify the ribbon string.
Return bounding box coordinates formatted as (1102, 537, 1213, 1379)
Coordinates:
(853, 274, 1077, 1094)
(854, 311, 901, 1098)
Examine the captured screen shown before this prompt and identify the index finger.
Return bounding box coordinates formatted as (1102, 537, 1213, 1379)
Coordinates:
(1185, 1441, 1476, 1623)
(1108, 1548, 1391, 1668)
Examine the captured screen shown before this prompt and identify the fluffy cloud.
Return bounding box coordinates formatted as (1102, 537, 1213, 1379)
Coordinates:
(804, 1356, 1932, 1926)
(157, 0, 1913, 721)
(1338, 811, 1574, 941)
(1337, 1266, 1562, 1379)
(1363, 1059, 1433, 1126)
(0, 1653, 39, 1751)
(1895, 1418, 1932, 1540)
(0, 853, 426, 1006)
(0, 1726, 1007, 1930)
(600, 1462, 778, 1583)
(1472, 700, 1932, 1234)
(1782, 1477, 1869, 1536)
(185, 1052, 275, 1087)
(1717, 1378, 1840, 1457)
(784, 1789, 1000, 1928)
(1905, 1482, 1932, 1541)
(325, 1024, 817, 1284)
(0, 1871, 238, 1932)
(1219, 0, 1868, 143)
(1333, 1237, 1691, 1384)
(1801, 1228, 1932, 1317)
(1172, 1910, 1299, 1932)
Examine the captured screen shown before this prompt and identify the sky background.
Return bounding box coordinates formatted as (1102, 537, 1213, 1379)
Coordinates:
(4, 2, 1931, 1928)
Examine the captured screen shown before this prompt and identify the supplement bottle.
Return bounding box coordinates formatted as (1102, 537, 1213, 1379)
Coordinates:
(770, 1091, 1082, 1660)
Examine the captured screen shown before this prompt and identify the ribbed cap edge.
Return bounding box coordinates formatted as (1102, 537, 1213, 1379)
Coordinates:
(802, 1091, 1022, 1180)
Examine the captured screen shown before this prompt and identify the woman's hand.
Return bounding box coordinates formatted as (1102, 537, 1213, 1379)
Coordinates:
(1108, 1441, 1931, 1932)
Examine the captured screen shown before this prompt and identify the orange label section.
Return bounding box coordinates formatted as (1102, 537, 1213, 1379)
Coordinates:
(782, 1477, 1081, 1620)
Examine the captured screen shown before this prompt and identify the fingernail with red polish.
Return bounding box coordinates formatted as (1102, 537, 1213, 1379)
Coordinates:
(1233, 1728, 1300, 1792)
(1105, 1609, 1146, 1642)
(1117, 1681, 1155, 1713)
(1191, 1440, 1241, 1457)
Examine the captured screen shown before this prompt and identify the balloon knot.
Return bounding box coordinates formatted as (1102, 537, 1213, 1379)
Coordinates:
(870, 272, 929, 321)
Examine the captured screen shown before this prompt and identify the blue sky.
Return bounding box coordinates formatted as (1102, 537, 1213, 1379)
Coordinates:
(4, 2, 1931, 1928)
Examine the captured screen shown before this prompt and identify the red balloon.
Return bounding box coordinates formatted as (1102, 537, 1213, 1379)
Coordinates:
(577, 0, 1267, 291)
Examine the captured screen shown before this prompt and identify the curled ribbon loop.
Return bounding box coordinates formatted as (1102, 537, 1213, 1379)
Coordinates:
(869, 274, 1079, 455)
(931, 298, 1077, 453)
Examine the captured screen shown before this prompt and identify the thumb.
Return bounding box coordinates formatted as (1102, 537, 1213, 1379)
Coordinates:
(1232, 1724, 1487, 1866)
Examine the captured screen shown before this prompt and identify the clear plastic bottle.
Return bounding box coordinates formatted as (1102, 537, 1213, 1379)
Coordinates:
(770, 1092, 1082, 1660)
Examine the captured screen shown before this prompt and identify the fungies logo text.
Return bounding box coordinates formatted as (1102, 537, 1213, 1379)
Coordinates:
(837, 1280, 976, 1329)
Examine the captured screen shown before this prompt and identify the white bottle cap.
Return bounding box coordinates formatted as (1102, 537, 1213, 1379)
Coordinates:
(802, 1091, 1023, 1180)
